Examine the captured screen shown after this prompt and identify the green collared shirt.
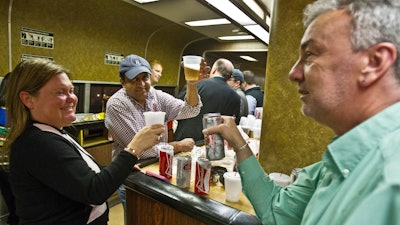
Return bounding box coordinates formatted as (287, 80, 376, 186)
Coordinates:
(238, 102, 400, 225)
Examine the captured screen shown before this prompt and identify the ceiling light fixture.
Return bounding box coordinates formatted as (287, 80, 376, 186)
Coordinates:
(244, 24, 269, 44)
(185, 18, 231, 27)
(243, 0, 264, 19)
(218, 35, 255, 41)
(205, 0, 255, 25)
(240, 55, 258, 61)
(133, 0, 159, 3)
(266, 15, 271, 27)
(205, 0, 269, 44)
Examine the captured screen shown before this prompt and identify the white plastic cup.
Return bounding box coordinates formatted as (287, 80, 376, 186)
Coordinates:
(223, 172, 242, 202)
(255, 107, 263, 119)
(182, 55, 202, 81)
(269, 172, 291, 187)
(252, 127, 261, 139)
(239, 117, 250, 135)
(239, 117, 248, 127)
(143, 111, 166, 126)
(254, 119, 262, 128)
(247, 115, 256, 128)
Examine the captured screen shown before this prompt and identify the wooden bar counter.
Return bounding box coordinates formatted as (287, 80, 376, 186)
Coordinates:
(123, 150, 262, 225)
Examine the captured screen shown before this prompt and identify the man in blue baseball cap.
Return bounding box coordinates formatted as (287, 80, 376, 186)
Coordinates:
(106, 53, 206, 159)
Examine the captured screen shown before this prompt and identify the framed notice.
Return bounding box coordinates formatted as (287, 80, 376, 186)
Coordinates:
(21, 54, 53, 62)
(105, 51, 124, 65)
(21, 27, 54, 49)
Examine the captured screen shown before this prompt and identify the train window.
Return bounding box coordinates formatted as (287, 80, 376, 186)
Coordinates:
(89, 84, 121, 113)
(73, 83, 85, 113)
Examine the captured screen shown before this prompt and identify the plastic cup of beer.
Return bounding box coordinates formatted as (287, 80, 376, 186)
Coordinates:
(143, 111, 166, 126)
(182, 55, 202, 81)
(223, 172, 242, 202)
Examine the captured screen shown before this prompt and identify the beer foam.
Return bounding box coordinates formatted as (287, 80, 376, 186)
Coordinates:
(185, 64, 200, 71)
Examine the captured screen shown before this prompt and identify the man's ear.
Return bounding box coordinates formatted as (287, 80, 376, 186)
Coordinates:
(19, 91, 34, 109)
(120, 78, 126, 87)
(359, 42, 397, 87)
(210, 67, 217, 76)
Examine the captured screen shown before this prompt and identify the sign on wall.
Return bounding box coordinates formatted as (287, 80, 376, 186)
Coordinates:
(105, 51, 124, 66)
(21, 27, 54, 49)
(21, 54, 53, 62)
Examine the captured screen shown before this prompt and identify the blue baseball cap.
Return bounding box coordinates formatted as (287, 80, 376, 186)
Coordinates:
(231, 69, 244, 83)
(119, 54, 151, 79)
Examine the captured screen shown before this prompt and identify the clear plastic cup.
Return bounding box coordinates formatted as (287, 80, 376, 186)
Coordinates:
(143, 111, 166, 126)
(182, 55, 202, 81)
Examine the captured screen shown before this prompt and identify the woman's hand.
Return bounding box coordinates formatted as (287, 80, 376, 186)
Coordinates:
(126, 124, 165, 156)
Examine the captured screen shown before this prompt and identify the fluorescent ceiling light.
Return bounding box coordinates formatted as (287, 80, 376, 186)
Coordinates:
(206, 0, 255, 25)
(240, 55, 258, 62)
(205, 0, 269, 45)
(133, 0, 158, 3)
(266, 15, 271, 27)
(185, 18, 231, 27)
(243, 0, 264, 19)
(244, 24, 269, 44)
(218, 35, 255, 41)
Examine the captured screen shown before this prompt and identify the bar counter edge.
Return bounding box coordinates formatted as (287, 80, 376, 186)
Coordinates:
(124, 171, 262, 225)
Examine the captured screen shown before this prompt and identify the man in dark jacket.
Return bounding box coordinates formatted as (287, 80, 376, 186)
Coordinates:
(243, 70, 264, 115)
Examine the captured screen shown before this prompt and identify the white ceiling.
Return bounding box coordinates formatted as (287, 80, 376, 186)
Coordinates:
(121, 0, 271, 79)
(122, 0, 273, 43)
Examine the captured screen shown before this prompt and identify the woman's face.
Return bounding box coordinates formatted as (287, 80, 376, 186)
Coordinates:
(25, 72, 77, 129)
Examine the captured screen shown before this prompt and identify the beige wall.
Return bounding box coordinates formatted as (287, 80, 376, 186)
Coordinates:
(260, 0, 334, 174)
(0, 0, 203, 85)
(0, 1, 8, 74)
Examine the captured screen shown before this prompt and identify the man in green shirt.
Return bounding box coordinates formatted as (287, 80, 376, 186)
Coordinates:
(203, 0, 400, 225)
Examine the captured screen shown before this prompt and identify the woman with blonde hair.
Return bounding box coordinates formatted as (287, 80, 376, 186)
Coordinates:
(3, 59, 165, 225)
